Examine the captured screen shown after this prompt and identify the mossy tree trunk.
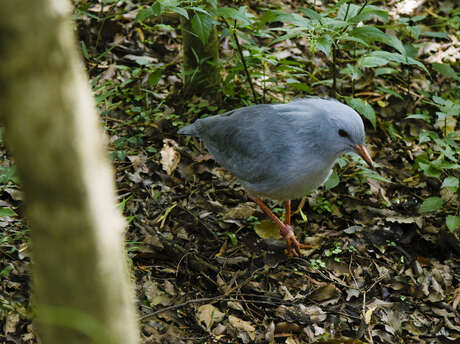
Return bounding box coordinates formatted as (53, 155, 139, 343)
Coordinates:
(0, 1, 139, 343)
(181, 12, 221, 99)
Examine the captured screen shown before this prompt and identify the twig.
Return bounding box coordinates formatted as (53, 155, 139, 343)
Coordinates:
(331, 44, 337, 98)
(229, 20, 258, 103)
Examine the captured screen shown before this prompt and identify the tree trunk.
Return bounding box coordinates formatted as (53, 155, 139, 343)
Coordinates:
(0, 1, 139, 343)
(181, 13, 221, 99)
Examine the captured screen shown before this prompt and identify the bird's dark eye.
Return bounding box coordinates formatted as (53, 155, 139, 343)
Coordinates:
(338, 129, 348, 137)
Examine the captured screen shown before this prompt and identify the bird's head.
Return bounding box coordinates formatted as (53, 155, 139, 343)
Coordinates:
(322, 101, 374, 168)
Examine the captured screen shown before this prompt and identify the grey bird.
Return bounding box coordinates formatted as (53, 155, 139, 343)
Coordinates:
(178, 98, 374, 255)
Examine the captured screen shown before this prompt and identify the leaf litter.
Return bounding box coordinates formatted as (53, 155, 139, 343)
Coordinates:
(1, 0, 459, 343)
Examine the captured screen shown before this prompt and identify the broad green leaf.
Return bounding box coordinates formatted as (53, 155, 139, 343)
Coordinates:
(300, 8, 323, 21)
(345, 97, 376, 129)
(350, 6, 389, 23)
(148, 69, 163, 87)
(375, 67, 397, 76)
(316, 35, 333, 56)
(377, 86, 403, 100)
(406, 113, 431, 122)
(136, 7, 154, 22)
(360, 167, 392, 183)
(160, 0, 180, 6)
(337, 3, 388, 22)
(154, 24, 175, 31)
(417, 161, 442, 179)
(432, 63, 459, 80)
(191, 13, 212, 45)
(0, 208, 17, 217)
(422, 31, 450, 39)
(358, 56, 388, 68)
(169, 6, 188, 19)
(418, 197, 443, 214)
(275, 13, 313, 29)
(151, 1, 164, 16)
(188, 7, 209, 15)
(324, 172, 339, 191)
(368, 51, 428, 73)
(340, 64, 362, 81)
(441, 176, 459, 191)
(206, 0, 217, 9)
(215, 6, 252, 25)
(348, 26, 405, 55)
(446, 215, 460, 232)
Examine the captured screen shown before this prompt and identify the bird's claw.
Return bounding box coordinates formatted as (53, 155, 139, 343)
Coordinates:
(281, 224, 311, 257)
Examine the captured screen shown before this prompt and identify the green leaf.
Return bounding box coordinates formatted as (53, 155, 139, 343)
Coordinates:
(360, 167, 392, 183)
(418, 197, 443, 214)
(338, 4, 388, 23)
(0, 207, 17, 217)
(446, 215, 460, 232)
(324, 172, 339, 191)
(148, 69, 163, 87)
(367, 51, 428, 73)
(300, 8, 323, 21)
(136, 7, 155, 22)
(406, 113, 431, 122)
(345, 97, 376, 129)
(441, 176, 459, 191)
(432, 63, 459, 80)
(169, 6, 188, 19)
(316, 35, 333, 56)
(422, 31, 449, 39)
(347, 26, 405, 55)
(375, 67, 397, 76)
(215, 6, 251, 24)
(226, 232, 238, 246)
(274, 12, 313, 29)
(377, 86, 403, 100)
(191, 13, 212, 45)
(358, 56, 388, 68)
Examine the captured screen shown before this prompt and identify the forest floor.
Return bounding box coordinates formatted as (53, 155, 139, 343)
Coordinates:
(1, 0, 459, 343)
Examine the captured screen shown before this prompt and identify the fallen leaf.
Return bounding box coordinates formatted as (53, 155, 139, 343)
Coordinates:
(4, 312, 20, 335)
(196, 304, 225, 332)
(310, 284, 337, 302)
(160, 138, 180, 175)
(228, 315, 256, 341)
(254, 219, 282, 240)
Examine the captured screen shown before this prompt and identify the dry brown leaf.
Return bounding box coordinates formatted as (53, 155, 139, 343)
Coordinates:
(196, 304, 225, 332)
(160, 138, 180, 175)
(143, 280, 171, 306)
(4, 312, 20, 335)
(228, 315, 256, 341)
(310, 284, 337, 302)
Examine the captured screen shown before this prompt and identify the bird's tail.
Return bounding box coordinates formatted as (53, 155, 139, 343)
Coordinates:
(177, 123, 198, 136)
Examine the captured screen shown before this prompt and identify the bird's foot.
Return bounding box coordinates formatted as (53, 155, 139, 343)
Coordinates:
(280, 224, 311, 257)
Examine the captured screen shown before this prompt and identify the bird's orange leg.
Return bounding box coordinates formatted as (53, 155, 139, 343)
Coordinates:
(285, 200, 291, 225)
(251, 197, 310, 256)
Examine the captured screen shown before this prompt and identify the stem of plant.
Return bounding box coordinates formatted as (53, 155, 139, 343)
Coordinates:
(331, 43, 337, 98)
(231, 21, 258, 103)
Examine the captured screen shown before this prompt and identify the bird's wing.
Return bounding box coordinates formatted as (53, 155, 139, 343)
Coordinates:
(194, 105, 291, 184)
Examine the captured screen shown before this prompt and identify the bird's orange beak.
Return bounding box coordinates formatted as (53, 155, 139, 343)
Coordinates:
(354, 144, 374, 169)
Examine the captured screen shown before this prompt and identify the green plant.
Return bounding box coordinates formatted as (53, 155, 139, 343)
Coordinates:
(313, 197, 333, 214)
(408, 95, 460, 232)
(310, 258, 326, 270)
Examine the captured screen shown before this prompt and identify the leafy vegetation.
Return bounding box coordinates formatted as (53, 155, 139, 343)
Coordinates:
(1, 0, 459, 342)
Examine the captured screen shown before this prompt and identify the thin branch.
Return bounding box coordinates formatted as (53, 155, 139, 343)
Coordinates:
(331, 43, 337, 98)
(229, 20, 258, 103)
